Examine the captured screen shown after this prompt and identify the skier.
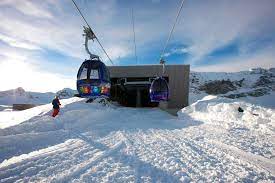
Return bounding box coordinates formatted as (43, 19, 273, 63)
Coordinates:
(52, 96, 61, 117)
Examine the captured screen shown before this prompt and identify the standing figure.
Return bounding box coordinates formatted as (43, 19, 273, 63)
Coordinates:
(52, 96, 61, 117)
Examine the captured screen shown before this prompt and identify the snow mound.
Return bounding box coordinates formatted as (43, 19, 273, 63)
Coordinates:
(178, 95, 275, 133)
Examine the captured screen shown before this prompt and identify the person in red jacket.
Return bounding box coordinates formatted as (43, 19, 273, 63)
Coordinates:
(52, 96, 61, 117)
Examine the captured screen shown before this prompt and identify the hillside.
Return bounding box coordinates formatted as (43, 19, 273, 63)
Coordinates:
(190, 68, 275, 108)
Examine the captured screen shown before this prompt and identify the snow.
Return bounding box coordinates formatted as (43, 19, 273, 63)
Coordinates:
(0, 70, 274, 182)
(0, 105, 12, 112)
(0, 96, 274, 182)
(179, 95, 275, 133)
(240, 91, 275, 109)
(0, 97, 83, 129)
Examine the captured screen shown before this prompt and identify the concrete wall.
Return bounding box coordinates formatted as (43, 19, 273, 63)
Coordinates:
(108, 65, 190, 110)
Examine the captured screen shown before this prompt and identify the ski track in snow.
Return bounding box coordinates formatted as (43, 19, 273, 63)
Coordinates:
(0, 99, 274, 182)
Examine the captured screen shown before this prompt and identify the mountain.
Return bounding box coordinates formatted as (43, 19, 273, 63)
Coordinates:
(189, 68, 275, 108)
(0, 87, 55, 106)
(0, 87, 78, 111)
(56, 88, 77, 99)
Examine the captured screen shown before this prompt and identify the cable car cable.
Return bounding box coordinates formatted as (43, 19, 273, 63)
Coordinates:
(71, 0, 114, 65)
(131, 8, 138, 65)
(150, 0, 185, 102)
(159, 0, 185, 73)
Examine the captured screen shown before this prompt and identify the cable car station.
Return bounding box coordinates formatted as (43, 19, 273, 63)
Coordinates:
(73, 0, 190, 114)
(108, 65, 190, 113)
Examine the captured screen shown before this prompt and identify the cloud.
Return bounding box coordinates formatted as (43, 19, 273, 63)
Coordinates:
(0, 0, 54, 18)
(0, 40, 75, 92)
(0, 33, 40, 50)
(174, 0, 275, 64)
(0, 0, 136, 64)
(152, 0, 161, 3)
(193, 46, 275, 72)
(0, 0, 274, 92)
(0, 58, 75, 92)
(0, 0, 131, 92)
(163, 46, 189, 57)
(1, 0, 274, 66)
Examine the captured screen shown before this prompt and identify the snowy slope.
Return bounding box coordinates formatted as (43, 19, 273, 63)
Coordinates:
(190, 69, 275, 107)
(0, 98, 274, 182)
(0, 97, 83, 129)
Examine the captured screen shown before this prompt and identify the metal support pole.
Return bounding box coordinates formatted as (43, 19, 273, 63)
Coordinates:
(136, 89, 142, 107)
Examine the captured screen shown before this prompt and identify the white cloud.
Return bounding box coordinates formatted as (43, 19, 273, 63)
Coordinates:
(193, 47, 275, 72)
(0, 0, 274, 92)
(0, 0, 133, 63)
(0, 33, 40, 50)
(0, 0, 130, 92)
(0, 42, 75, 92)
(0, 0, 54, 18)
(163, 47, 188, 57)
(0, 58, 75, 92)
(0, 0, 274, 66)
(174, 0, 275, 64)
(152, 0, 161, 3)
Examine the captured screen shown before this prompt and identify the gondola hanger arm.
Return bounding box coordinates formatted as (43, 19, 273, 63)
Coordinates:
(71, 0, 114, 65)
(83, 27, 98, 60)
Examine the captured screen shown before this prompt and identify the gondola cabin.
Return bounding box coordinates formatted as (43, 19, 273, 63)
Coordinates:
(77, 59, 111, 98)
(149, 77, 169, 102)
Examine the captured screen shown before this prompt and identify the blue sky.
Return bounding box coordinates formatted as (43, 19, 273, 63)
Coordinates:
(0, 0, 274, 92)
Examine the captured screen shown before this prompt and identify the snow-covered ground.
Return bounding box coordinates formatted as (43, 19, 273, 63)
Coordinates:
(0, 69, 274, 182)
(0, 97, 82, 129)
(0, 96, 274, 182)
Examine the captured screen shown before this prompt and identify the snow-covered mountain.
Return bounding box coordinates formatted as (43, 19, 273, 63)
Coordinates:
(0, 87, 77, 111)
(0, 87, 78, 104)
(0, 87, 55, 106)
(190, 68, 275, 107)
(56, 88, 77, 99)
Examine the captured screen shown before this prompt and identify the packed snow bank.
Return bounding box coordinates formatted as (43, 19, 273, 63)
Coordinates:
(0, 97, 84, 129)
(178, 95, 275, 133)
